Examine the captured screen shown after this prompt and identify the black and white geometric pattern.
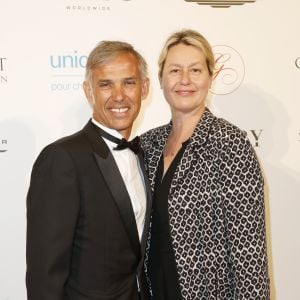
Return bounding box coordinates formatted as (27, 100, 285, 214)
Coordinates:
(141, 109, 270, 300)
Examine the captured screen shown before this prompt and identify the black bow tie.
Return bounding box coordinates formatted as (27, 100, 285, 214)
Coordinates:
(115, 136, 141, 154)
(92, 123, 141, 154)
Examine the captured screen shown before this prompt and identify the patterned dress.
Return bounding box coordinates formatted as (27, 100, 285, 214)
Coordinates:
(141, 108, 270, 300)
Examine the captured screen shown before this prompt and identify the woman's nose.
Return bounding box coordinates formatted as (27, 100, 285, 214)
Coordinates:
(180, 69, 191, 85)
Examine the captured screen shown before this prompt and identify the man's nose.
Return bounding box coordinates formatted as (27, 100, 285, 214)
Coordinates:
(112, 84, 125, 102)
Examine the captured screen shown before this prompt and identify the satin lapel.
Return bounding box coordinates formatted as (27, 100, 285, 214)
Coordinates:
(137, 151, 152, 268)
(94, 153, 141, 257)
(83, 120, 141, 257)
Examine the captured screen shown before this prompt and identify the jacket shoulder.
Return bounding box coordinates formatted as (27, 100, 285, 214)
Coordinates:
(140, 124, 168, 147)
(32, 128, 89, 167)
(210, 116, 248, 143)
(207, 116, 259, 167)
(46, 128, 89, 152)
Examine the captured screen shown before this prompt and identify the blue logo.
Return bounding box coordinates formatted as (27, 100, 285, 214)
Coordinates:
(50, 51, 87, 69)
(49, 51, 87, 92)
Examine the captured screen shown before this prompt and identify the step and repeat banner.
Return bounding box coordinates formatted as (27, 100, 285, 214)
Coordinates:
(1, 0, 299, 299)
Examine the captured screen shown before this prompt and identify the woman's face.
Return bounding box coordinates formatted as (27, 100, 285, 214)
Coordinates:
(160, 43, 212, 116)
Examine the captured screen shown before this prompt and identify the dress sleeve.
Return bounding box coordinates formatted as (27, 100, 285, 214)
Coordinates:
(219, 131, 270, 299)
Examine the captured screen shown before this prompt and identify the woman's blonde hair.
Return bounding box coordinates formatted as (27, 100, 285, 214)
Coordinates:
(158, 29, 215, 78)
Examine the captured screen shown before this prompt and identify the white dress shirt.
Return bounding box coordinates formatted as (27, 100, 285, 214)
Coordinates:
(92, 119, 146, 241)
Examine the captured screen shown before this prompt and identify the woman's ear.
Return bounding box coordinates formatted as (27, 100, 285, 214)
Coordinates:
(158, 72, 163, 89)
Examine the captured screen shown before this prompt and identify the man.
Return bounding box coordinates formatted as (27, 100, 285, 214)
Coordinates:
(26, 41, 151, 300)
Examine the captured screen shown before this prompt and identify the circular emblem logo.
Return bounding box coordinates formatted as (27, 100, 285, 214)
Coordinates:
(295, 56, 300, 69)
(211, 45, 245, 95)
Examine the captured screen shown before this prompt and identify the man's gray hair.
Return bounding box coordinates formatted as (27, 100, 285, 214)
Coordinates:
(85, 40, 148, 80)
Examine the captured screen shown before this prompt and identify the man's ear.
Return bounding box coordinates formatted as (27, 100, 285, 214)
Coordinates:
(141, 77, 150, 101)
(83, 81, 94, 106)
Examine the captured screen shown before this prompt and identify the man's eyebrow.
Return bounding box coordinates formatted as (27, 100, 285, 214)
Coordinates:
(95, 77, 140, 85)
(96, 79, 112, 84)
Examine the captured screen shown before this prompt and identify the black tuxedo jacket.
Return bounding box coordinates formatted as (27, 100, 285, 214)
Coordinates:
(26, 121, 152, 300)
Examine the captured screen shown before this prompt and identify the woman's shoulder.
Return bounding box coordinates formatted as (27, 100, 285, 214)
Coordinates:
(140, 124, 169, 145)
(210, 115, 248, 142)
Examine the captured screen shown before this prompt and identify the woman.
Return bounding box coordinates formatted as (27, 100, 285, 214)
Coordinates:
(141, 30, 270, 299)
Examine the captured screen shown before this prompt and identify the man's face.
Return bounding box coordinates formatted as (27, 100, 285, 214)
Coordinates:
(83, 52, 149, 138)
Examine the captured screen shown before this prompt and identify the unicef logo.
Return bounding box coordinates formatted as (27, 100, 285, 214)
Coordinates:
(211, 45, 245, 95)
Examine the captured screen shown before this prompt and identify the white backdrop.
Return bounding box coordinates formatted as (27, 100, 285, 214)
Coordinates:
(1, 0, 299, 299)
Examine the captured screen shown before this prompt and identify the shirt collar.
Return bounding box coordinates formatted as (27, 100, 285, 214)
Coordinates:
(91, 118, 124, 140)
